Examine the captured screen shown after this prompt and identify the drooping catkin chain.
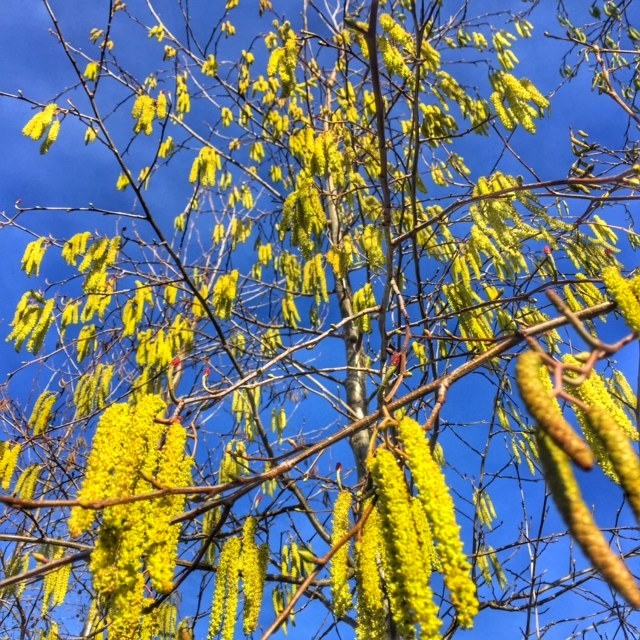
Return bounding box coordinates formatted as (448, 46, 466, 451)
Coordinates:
(515, 351, 595, 470)
(241, 517, 268, 636)
(68, 395, 193, 638)
(396, 416, 479, 630)
(536, 429, 640, 608)
(368, 448, 442, 639)
(208, 537, 241, 640)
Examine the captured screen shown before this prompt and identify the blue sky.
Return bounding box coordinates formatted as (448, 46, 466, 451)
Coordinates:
(2, 1, 640, 639)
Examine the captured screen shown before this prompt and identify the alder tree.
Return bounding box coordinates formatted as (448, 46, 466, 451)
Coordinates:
(2, 0, 640, 638)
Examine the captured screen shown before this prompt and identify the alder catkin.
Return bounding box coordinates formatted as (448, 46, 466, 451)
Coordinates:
(241, 517, 267, 635)
(397, 416, 478, 629)
(330, 490, 353, 617)
(354, 502, 387, 640)
(208, 536, 242, 640)
(368, 448, 442, 639)
(515, 350, 595, 470)
(601, 266, 640, 332)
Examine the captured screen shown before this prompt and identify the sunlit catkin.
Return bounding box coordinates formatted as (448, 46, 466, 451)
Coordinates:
(563, 355, 637, 441)
(0, 442, 21, 490)
(68, 395, 166, 536)
(41, 548, 70, 616)
(22, 103, 57, 142)
(241, 517, 268, 635)
(28, 390, 56, 436)
(601, 266, 640, 332)
(368, 448, 442, 639)
(330, 490, 353, 618)
(397, 416, 478, 629)
(14, 464, 40, 500)
(536, 428, 640, 608)
(563, 355, 637, 481)
(584, 407, 640, 524)
(515, 351, 594, 470)
(67, 395, 191, 637)
(354, 502, 386, 640)
(145, 420, 193, 593)
(208, 536, 242, 640)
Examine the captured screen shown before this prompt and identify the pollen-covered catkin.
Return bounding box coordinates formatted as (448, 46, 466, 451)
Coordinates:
(241, 517, 267, 635)
(368, 448, 442, 639)
(397, 416, 478, 629)
(0, 443, 21, 490)
(330, 490, 353, 617)
(68, 396, 165, 536)
(208, 536, 242, 640)
(601, 266, 640, 332)
(28, 391, 56, 436)
(536, 428, 640, 608)
(145, 420, 193, 593)
(354, 502, 387, 640)
(515, 351, 595, 470)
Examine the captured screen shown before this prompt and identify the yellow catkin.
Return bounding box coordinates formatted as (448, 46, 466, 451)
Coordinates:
(47, 621, 59, 640)
(368, 448, 442, 639)
(330, 490, 353, 617)
(397, 417, 478, 629)
(354, 503, 387, 640)
(411, 497, 440, 574)
(14, 464, 41, 500)
(21, 237, 48, 276)
(536, 428, 640, 608)
(222, 540, 241, 640)
(0, 443, 21, 490)
(28, 391, 57, 436)
(22, 103, 57, 141)
(601, 266, 640, 332)
(40, 119, 60, 154)
(212, 270, 239, 320)
(208, 536, 242, 640)
(241, 517, 267, 635)
(145, 421, 193, 593)
(563, 355, 637, 481)
(131, 94, 156, 135)
(189, 146, 221, 186)
(156, 91, 169, 118)
(68, 403, 131, 534)
(515, 351, 595, 470)
(584, 407, 640, 523)
(565, 357, 636, 440)
(68, 395, 182, 637)
(41, 548, 65, 616)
